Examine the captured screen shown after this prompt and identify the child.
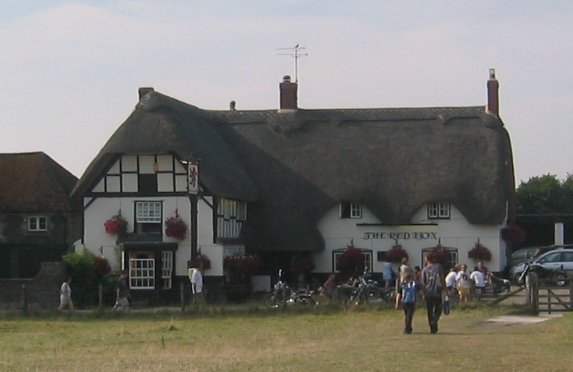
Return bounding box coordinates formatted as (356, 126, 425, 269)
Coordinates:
(395, 268, 418, 334)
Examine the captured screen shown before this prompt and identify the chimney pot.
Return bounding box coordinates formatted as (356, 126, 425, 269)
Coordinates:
(229, 100, 236, 110)
(139, 87, 154, 100)
(487, 69, 499, 116)
(279, 75, 298, 110)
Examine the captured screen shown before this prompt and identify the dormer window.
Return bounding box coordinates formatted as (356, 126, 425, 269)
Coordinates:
(427, 202, 450, 219)
(340, 203, 362, 219)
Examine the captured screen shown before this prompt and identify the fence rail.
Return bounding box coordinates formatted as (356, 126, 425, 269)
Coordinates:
(526, 273, 573, 314)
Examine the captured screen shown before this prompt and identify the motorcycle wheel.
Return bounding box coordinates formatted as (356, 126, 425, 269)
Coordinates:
(263, 292, 280, 308)
(555, 273, 568, 287)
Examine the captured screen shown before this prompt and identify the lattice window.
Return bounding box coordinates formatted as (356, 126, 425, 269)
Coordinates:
(129, 258, 155, 289)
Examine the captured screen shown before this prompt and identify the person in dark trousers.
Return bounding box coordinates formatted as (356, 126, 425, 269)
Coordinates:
(395, 268, 419, 334)
(114, 269, 130, 313)
(421, 255, 445, 334)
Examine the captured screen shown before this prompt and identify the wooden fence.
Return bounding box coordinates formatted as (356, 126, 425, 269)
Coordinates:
(525, 273, 573, 314)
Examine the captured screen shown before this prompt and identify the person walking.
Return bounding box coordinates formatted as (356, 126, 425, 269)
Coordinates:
(189, 263, 205, 304)
(395, 268, 419, 334)
(421, 255, 445, 334)
(58, 276, 74, 314)
(114, 269, 130, 313)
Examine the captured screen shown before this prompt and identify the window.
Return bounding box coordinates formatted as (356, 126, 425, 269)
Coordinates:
(427, 202, 451, 219)
(28, 216, 48, 231)
(138, 174, 158, 193)
(539, 252, 561, 263)
(162, 251, 173, 289)
(421, 248, 458, 270)
(332, 249, 373, 273)
(129, 258, 155, 289)
(135, 201, 162, 233)
(340, 203, 362, 219)
(218, 199, 247, 221)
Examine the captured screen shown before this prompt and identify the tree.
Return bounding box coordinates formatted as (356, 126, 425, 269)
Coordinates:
(516, 174, 566, 214)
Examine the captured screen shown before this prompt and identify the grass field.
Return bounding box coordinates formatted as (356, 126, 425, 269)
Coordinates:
(0, 304, 572, 371)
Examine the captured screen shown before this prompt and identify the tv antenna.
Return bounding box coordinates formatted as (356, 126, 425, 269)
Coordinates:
(277, 44, 308, 83)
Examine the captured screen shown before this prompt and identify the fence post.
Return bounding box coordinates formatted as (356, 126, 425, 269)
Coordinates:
(529, 273, 539, 315)
(98, 284, 103, 311)
(21, 284, 28, 314)
(180, 281, 186, 313)
(569, 279, 573, 310)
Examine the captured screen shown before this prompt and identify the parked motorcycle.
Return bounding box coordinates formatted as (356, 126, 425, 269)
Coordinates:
(263, 270, 317, 308)
(490, 275, 511, 294)
(517, 262, 569, 287)
(348, 270, 394, 306)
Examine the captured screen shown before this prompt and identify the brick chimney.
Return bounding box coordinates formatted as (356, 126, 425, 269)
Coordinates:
(139, 87, 154, 100)
(486, 68, 499, 116)
(279, 75, 298, 110)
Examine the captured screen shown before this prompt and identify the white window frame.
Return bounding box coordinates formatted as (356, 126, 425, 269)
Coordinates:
(129, 258, 155, 289)
(427, 202, 451, 219)
(339, 203, 362, 219)
(218, 198, 247, 221)
(161, 251, 173, 289)
(136, 201, 162, 223)
(28, 216, 48, 231)
(332, 249, 373, 273)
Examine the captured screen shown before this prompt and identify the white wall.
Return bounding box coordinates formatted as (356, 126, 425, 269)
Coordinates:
(83, 195, 216, 277)
(313, 204, 507, 273)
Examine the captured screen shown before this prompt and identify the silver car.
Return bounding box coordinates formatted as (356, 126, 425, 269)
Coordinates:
(510, 245, 573, 281)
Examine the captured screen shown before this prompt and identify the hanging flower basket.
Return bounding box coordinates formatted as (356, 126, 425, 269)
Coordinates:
(501, 224, 527, 247)
(386, 244, 409, 263)
(290, 255, 315, 275)
(336, 244, 365, 277)
(104, 214, 128, 236)
(427, 245, 451, 266)
(165, 215, 187, 240)
(468, 243, 492, 262)
(189, 254, 211, 270)
(224, 255, 263, 276)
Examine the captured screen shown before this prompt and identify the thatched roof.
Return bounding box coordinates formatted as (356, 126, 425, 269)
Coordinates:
(0, 152, 79, 213)
(73, 90, 515, 252)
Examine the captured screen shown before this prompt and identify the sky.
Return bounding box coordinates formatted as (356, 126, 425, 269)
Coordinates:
(1, 1, 572, 184)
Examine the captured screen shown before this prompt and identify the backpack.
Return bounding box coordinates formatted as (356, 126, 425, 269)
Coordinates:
(401, 281, 417, 304)
(423, 265, 441, 297)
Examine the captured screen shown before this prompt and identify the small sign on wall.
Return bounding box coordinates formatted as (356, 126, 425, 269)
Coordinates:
(188, 162, 199, 194)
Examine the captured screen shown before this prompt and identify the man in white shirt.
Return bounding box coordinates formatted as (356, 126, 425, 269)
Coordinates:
(189, 263, 205, 304)
(469, 266, 486, 300)
(445, 266, 458, 298)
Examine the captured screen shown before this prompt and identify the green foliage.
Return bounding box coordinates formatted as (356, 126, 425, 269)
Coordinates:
(516, 174, 573, 214)
(62, 248, 113, 308)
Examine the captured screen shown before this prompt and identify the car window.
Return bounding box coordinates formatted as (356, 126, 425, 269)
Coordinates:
(561, 251, 573, 262)
(512, 250, 527, 261)
(538, 252, 561, 263)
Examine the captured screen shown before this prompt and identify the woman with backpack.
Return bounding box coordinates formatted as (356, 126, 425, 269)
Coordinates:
(395, 268, 419, 334)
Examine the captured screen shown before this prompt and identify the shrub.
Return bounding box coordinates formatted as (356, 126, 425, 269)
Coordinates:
(62, 248, 113, 308)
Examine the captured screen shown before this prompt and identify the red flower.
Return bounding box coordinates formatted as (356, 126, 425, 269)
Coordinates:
(165, 216, 187, 240)
(386, 245, 409, 263)
(224, 255, 263, 275)
(104, 214, 128, 235)
(290, 256, 315, 274)
(468, 243, 492, 262)
(336, 245, 365, 276)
